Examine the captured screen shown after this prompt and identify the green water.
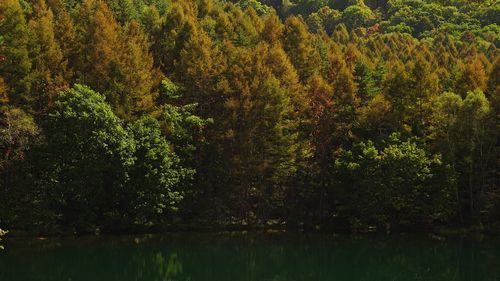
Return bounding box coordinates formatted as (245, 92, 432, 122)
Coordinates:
(0, 233, 499, 281)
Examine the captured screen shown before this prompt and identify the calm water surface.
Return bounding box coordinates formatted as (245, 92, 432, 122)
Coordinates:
(0, 232, 499, 281)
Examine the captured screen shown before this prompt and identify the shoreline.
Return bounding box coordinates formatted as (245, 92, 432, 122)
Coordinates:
(4, 223, 497, 239)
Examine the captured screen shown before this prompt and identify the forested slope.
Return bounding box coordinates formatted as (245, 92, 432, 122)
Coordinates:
(0, 0, 498, 234)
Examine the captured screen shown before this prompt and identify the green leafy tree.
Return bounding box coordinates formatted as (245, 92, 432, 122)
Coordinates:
(341, 3, 376, 30)
(430, 89, 496, 223)
(105, 0, 140, 24)
(155, 79, 212, 220)
(306, 6, 341, 34)
(159, 79, 212, 164)
(334, 133, 455, 230)
(289, 0, 328, 16)
(0, 107, 40, 229)
(237, 0, 272, 15)
(0, 107, 39, 171)
(40, 84, 134, 231)
(127, 116, 189, 227)
(429, 91, 463, 219)
(457, 89, 493, 221)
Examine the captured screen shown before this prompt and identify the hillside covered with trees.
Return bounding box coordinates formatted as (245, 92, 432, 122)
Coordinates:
(0, 0, 498, 234)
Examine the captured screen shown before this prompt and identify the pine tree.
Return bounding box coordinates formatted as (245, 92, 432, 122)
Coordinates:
(486, 56, 499, 98)
(0, 0, 32, 106)
(122, 21, 159, 116)
(28, 0, 67, 112)
(282, 16, 320, 82)
(383, 60, 411, 132)
(151, 1, 198, 74)
(140, 4, 161, 36)
(262, 12, 282, 44)
(175, 22, 224, 113)
(265, 43, 309, 120)
(203, 42, 305, 220)
(455, 57, 487, 98)
(354, 60, 378, 105)
(74, 0, 156, 118)
(105, 0, 139, 24)
(45, 0, 66, 17)
(85, 0, 125, 112)
(408, 54, 439, 134)
(55, 10, 77, 82)
(308, 74, 334, 168)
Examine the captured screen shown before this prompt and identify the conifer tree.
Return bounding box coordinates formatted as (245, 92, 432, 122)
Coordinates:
(72, 0, 95, 74)
(262, 12, 282, 44)
(354, 60, 378, 105)
(408, 54, 439, 134)
(45, 0, 66, 16)
(152, 1, 198, 74)
(28, 0, 67, 112)
(74, 1, 158, 118)
(55, 10, 77, 82)
(282, 16, 320, 82)
(211, 43, 304, 220)
(105, 0, 139, 24)
(85, 0, 126, 113)
(123, 21, 159, 116)
(455, 57, 488, 98)
(0, 0, 32, 106)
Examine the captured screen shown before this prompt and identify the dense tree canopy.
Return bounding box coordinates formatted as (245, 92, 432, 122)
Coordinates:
(334, 134, 455, 230)
(0, 0, 498, 234)
(39, 84, 135, 230)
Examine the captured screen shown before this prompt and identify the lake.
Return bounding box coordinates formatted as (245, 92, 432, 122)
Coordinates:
(0, 232, 499, 281)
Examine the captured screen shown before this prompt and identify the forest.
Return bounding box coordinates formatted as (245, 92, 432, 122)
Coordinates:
(0, 0, 498, 235)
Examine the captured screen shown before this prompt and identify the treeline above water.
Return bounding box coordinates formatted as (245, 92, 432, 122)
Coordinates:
(0, 0, 498, 234)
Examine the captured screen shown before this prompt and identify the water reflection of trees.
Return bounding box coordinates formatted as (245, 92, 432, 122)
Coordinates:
(137, 234, 500, 281)
(149, 252, 188, 281)
(0, 234, 499, 281)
